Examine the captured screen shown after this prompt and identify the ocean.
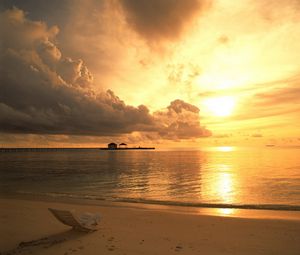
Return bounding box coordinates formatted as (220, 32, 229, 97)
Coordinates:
(1, 146, 300, 211)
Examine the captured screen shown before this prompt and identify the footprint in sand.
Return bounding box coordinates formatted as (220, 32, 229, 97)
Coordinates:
(107, 244, 116, 251)
(175, 245, 183, 252)
(108, 237, 115, 242)
(67, 247, 80, 253)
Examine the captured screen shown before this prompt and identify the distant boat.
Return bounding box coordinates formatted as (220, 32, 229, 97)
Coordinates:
(266, 144, 275, 147)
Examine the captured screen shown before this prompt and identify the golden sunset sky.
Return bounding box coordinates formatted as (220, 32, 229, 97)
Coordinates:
(0, 0, 300, 147)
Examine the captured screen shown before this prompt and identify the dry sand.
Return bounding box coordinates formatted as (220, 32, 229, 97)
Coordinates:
(0, 197, 300, 255)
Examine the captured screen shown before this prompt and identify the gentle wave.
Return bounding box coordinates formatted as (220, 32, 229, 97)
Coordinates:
(15, 191, 300, 212)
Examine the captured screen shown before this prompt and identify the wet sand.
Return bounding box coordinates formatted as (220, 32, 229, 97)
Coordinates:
(1, 198, 300, 255)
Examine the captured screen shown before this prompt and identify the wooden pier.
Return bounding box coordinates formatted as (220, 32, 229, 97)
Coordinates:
(99, 147, 155, 150)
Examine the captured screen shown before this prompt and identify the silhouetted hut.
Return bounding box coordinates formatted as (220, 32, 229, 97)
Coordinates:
(107, 143, 117, 149)
(119, 143, 127, 148)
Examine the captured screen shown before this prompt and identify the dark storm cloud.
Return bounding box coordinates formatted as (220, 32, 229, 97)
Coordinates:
(0, 0, 70, 27)
(119, 0, 207, 42)
(0, 8, 210, 139)
(0, 8, 153, 136)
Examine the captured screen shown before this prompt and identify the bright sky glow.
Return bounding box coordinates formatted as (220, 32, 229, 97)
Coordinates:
(203, 96, 236, 117)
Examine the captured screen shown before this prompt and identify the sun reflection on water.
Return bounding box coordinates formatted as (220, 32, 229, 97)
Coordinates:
(216, 146, 236, 152)
(217, 208, 235, 216)
(203, 163, 237, 205)
(217, 171, 233, 203)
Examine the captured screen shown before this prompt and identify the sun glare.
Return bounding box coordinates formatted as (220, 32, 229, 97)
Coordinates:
(216, 146, 236, 152)
(204, 96, 236, 117)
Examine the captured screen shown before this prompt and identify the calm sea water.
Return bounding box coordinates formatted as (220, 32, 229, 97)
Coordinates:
(1, 147, 300, 210)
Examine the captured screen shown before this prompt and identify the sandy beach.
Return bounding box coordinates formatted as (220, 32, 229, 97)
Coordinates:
(0, 198, 300, 255)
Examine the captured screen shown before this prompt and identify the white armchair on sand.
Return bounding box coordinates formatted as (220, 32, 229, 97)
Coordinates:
(48, 208, 100, 232)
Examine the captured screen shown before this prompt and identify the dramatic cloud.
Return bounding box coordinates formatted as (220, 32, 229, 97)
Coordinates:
(153, 100, 211, 139)
(119, 0, 207, 43)
(0, 8, 210, 140)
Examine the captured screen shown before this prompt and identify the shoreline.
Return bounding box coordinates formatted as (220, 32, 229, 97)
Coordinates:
(1, 197, 300, 254)
(2, 193, 300, 218)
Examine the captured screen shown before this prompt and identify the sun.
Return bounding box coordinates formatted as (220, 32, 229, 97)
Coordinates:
(203, 96, 236, 117)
